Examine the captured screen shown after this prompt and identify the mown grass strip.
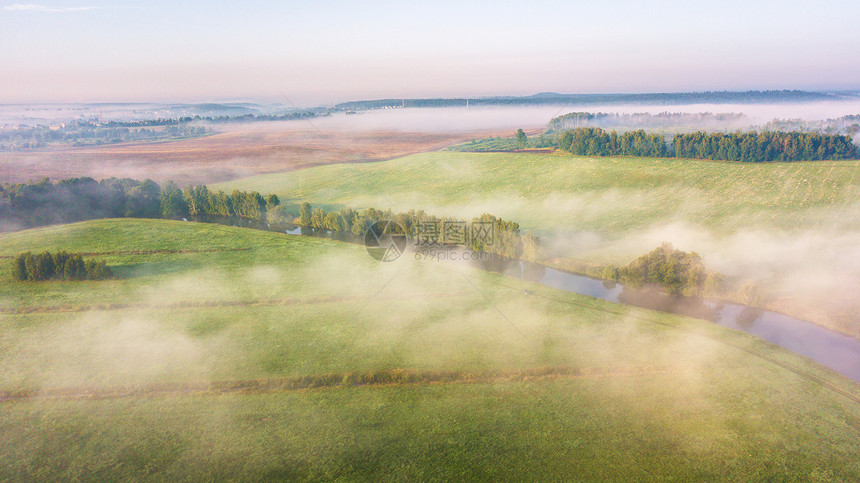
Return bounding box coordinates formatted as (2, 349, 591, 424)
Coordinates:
(0, 365, 675, 403)
(0, 247, 252, 259)
(0, 291, 465, 314)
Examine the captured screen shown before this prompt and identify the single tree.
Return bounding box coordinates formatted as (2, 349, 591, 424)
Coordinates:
(515, 129, 527, 148)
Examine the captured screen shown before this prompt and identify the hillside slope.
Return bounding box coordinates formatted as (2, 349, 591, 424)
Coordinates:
(1, 219, 858, 480)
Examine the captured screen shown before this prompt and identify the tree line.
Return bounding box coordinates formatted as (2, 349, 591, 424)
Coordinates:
(12, 251, 112, 282)
(335, 90, 837, 110)
(101, 110, 325, 127)
(297, 202, 541, 261)
(1, 110, 326, 151)
(547, 111, 748, 132)
(161, 183, 282, 222)
(1, 177, 161, 229)
(559, 128, 669, 157)
(1, 177, 542, 261)
(0, 177, 284, 231)
(0, 123, 207, 151)
(558, 127, 857, 161)
(672, 130, 857, 162)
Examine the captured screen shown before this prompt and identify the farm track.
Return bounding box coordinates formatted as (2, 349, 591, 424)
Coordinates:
(0, 365, 674, 403)
(0, 292, 466, 314)
(0, 248, 252, 259)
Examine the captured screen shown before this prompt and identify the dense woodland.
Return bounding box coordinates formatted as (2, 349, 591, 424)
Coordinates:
(672, 130, 857, 161)
(558, 127, 857, 161)
(559, 128, 670, 157)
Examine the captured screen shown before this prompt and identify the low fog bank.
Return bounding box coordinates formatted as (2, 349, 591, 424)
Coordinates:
(332, 188, 859, 334)
(271, 100, 860, 134)
(542, 219, 860, 334)
(6, 99, 860, 134)
(0, 243, 734, 398)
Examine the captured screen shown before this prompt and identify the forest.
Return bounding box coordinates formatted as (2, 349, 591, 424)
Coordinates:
(558, 127, 857, 161)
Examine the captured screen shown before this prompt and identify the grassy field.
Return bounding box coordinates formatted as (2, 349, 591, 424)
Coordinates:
(213, 151, 859, 235)
(1, 219, 859, 480)
(213, 151, 860, 336)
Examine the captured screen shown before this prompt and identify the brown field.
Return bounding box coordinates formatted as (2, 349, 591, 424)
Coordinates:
(0, 122, 506, 185)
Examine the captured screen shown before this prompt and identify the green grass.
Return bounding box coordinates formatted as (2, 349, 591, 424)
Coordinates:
(212, 151, 860, 335)
(1, 219, 859, 480)
(213, 151, 859, 237)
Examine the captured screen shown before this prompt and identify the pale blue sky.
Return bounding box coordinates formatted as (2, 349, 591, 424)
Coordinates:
(1, 0, 858, 104)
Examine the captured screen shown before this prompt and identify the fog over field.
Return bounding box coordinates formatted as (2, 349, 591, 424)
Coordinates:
(310, 100, 860, 132)
(4, 98, 860, 131)
(3, 0, 860, 478)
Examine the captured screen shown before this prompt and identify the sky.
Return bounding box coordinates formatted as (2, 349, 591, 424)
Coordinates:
(1, 0, 859, 105)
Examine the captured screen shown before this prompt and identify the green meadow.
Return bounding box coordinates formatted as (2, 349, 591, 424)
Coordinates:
(213, 152, 858, 237)
(213, 152, 860, 336)
(1, 219, 859, 480)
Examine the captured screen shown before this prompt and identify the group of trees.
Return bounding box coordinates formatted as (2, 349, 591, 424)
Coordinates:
(296, 203, 541, 261)
(163, 183, 280, 221)
(672, 131, 857, 162)
(558, 127, 857, 161)
(0, 177, 161, 230)
(0, 178, 284, 231)
(600, 243, 722, 297)
(12, 251, 112, 282)
(2, 177, 543, 263)
(558, 128, 669, 157)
